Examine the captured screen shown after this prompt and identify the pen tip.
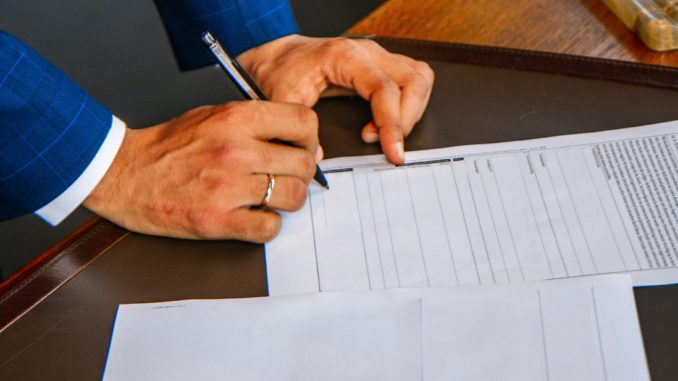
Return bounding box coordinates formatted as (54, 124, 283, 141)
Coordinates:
(323, 184, 330, 190)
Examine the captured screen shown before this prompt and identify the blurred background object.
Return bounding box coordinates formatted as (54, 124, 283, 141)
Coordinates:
(602, 0, 678, 51)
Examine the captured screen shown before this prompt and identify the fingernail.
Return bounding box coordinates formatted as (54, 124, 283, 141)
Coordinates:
(315, 145, 324, 162)
(395, 142, 405, 162)
(363, 131, 379, 143)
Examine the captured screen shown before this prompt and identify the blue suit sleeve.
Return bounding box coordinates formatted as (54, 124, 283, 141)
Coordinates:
(0, 30, 112, 221)
(154, 0, 299, 71)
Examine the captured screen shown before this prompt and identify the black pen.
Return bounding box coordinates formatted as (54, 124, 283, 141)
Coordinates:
(201, 31, 329, 190)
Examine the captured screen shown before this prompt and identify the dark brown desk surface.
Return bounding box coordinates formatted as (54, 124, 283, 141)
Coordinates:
(2, 3, 678, 380)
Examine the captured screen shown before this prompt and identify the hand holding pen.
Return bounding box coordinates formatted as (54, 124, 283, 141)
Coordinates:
(202, 32, 329, 190)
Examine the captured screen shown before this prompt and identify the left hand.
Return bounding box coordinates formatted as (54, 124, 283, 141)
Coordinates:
(237, 34, 435, 165)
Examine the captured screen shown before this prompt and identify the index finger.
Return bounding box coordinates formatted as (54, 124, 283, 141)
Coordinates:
(335, 64, 405, 164)
(370, 82, 405, 164)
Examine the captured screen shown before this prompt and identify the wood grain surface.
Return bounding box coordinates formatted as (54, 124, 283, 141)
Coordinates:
(348, 0, 678, 66)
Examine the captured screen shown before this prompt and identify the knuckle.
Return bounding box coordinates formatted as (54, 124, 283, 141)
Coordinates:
(359, 38, 381, 50)
(214, 102, 237, 121)
(305, 108, 319, 134)
(288, 179, 309, 209)
(258, 213, 282, 242)
(300, 153, 317, 180)
(212, 102, 249, 127)
(292, 104, 312, 123)
(326, 37, 360, 59)
(327, 36, 353, 48)
(415, 61, 435, 83)
(256, 147, 275, 168)
(291, 105, 319, 136)
(379, 79, 401, 95)
(184, 105, 212, 119)
(405, 72, 430, 92)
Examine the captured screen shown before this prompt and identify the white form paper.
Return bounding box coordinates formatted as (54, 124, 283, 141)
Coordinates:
(103, 275, 649, 381)
(407, 275, 649, 381)
(266, 120, 678, 294)
(103, 294, 422, 381)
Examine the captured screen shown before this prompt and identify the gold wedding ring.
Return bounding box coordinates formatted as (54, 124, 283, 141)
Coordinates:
(262, 174, 276, 207)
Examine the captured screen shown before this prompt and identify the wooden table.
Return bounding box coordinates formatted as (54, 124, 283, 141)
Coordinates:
(349, 0, 678, 66)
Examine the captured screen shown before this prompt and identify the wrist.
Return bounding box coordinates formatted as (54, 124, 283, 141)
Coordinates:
(83, 127, 139, 221)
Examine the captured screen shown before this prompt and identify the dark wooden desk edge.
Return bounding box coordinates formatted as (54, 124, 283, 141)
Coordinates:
(0, 217, 128, 331)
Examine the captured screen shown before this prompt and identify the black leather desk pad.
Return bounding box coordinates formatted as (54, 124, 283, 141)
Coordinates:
(1, 47, 678, 379)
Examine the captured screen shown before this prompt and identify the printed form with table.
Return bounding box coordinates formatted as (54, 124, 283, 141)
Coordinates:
(103, 120, 678, 380)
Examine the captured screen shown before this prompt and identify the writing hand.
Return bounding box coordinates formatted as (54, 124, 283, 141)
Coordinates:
(84, 101, 320, 242)
(237, 35, 435, 165)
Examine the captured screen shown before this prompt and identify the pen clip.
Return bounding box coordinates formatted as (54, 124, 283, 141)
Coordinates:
(201, 32, 267, 100)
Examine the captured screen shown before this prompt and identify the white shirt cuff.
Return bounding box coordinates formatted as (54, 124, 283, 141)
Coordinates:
(35, 116, 127, 226)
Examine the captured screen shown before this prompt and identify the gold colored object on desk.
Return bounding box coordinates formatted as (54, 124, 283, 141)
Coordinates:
(603, 0, 678, 50)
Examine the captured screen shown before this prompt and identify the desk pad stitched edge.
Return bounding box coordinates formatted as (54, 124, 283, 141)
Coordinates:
(0, 220, 127, 330)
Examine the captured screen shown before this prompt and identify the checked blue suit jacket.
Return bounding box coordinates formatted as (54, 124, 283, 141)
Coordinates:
(0, 0, 298, 221)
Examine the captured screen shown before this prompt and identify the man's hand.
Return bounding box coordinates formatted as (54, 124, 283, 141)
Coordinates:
(84, 101, 320, 242)
(237, 35, 434, 165)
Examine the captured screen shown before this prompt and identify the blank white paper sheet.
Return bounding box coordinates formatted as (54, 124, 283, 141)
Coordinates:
(103, 293, 423, 381)
(103, 275, 649, 381)
(266, 120, 678, 295)
(411, 275, 649, 381)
